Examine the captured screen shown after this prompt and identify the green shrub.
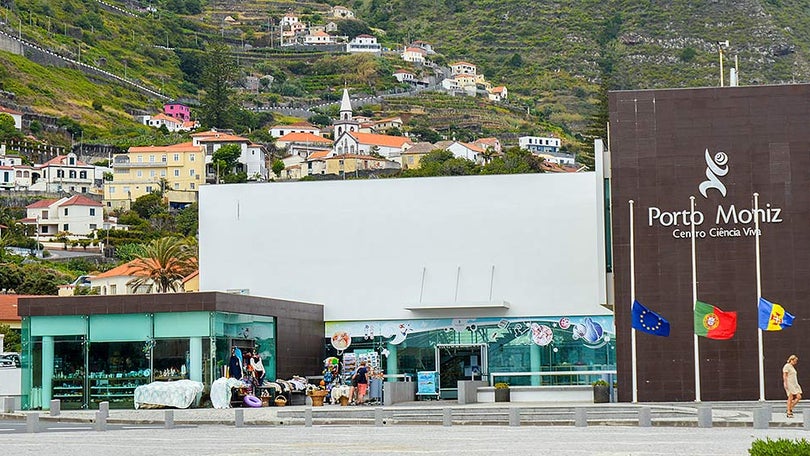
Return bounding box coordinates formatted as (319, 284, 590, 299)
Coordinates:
(494, 382, 509, 389)
(749, 437, 810, 455)
(592, 379, 609, 386)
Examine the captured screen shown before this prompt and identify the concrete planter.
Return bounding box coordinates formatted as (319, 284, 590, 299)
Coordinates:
(494, 388, 511, 402)
(593, 384, 610, 403)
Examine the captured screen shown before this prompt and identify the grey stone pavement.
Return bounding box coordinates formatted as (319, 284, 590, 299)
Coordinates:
(1, 400, 809, 455)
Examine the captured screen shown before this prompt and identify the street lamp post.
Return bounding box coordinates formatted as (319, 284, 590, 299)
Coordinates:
(35, 215, 40, 258)
(717, 40, 729, 87)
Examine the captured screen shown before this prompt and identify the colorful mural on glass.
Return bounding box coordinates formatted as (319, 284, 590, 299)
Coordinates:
(325, 315, 613, 350)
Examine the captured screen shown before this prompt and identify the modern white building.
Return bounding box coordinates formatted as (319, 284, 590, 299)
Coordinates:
(21, 194, 103, 237)
(519, 136, 561, 154)
(199, 158, 613, 396)
(346, 34, 381, 54)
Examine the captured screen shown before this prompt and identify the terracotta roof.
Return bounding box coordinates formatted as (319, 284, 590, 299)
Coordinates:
(327, 154, 389, 160)
(312, 31, 330, 37)
(128, 142, 202, 153)
(404, 47, 426, 54)
(0, 106, 22, 116)
(393, 69, 414, 74)
(195, 132, 248, 143)
(26, 199, 59, 209)
(92, 259, 150, 279)
(41, 155, 90, 167)
(491, 86, 507, 93)
(458, 142, 484, 153)
(61, 194, 103, 207)
(356, 34, 375, 38)
(0, 295, 25, 322)
(277, 132, 332, 144)
(151, 113, 183, 124)
(374, 117, 402, 124)
(476, 137, 499, 146)
(182, 270, 199, 284)
(451, 61, 476, 67)
(308, 150, 330, 160)
(349, 132, 412, 148)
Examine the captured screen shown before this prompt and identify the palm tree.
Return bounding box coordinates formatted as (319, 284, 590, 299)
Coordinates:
(129, 236, 197, 293)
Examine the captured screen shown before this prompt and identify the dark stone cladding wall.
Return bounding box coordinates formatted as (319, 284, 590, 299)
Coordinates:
(18, 292, 325, 380)
(609, 84, 810, 402)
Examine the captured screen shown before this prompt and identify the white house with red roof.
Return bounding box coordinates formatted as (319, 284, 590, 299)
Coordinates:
(190, 129, 267, 180)
(329, 5, 354, 18)
(275, 132, 333, 160)
(269, 121, 322, 138)
(450, 61, 477, 76)
(487, 86, 508, 102)
(31, 152, 96, 194)
(0, 106, 22, 130)
(305, 31, 335, 45)
(446, 141, 488, 164)
(88, 259, 155, 295)
(401, 47, 427, 64)
(21, 194, 103, 237)
(143, 113, 198, 132)
(474, 137, 502, 154)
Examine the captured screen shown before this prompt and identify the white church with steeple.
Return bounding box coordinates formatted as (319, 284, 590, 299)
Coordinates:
(331, 89, 413, 161)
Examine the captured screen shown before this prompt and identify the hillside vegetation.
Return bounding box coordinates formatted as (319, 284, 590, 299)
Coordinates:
(0, 0, 809, 153)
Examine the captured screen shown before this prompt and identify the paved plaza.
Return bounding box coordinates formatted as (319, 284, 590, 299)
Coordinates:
(2, 401, 809, 455)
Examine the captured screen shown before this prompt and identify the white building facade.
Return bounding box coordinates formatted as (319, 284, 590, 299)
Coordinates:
(199, 161, 614, 395)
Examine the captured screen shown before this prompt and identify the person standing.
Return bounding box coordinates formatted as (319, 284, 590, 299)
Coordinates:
(783, 354, 802, 418)
(251, 352, 265, 385)
(228, 347, 242, 380)
(354, 361, 369, 405)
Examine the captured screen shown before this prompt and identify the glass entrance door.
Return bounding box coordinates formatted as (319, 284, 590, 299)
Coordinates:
(435, 344, 487, 399)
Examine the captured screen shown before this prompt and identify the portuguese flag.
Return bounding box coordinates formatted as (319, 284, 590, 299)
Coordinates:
(694, 300, 737, 340)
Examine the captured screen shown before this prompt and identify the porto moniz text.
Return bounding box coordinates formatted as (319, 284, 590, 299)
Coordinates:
(648, 204, 783, 239)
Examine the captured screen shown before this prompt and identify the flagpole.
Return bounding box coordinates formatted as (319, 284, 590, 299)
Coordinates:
(691, 195, 701, 402)
(630, 200, 638, 403)
(754, 192, 765, 401)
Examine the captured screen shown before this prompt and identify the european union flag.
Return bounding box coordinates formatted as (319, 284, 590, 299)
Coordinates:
(632, 299, 670, 337)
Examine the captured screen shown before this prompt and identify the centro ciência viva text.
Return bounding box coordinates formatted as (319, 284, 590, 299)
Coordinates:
(648, 204, 783, 238)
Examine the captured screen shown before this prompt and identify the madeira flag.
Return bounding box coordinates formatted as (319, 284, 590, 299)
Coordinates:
(758, 297, 795, 331)
(631, 300, 670, 337)
(694, 300, 737, 340)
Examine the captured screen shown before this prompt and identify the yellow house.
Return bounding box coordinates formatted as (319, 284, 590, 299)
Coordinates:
(182, 271, 199, 292)
(400, 141, 453, 170)
(325, 154, 398, 175)
(104, 142, 205, 211)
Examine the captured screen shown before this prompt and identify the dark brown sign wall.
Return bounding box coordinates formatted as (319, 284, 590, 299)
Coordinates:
(610, 84, 810, 402)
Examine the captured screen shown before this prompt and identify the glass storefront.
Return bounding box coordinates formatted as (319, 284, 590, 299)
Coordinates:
(325, 315, 615, 398)
(21, 311, 277, 410)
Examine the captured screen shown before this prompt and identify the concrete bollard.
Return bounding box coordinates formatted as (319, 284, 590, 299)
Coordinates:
(95, 411, 107, 432)
(375, 407, 384, 427)
(234, 408, 244, 428)
(305, 407, 313, 427)
(164, 410, 174, 429)
(26, 413, 39, 433)
(697, 405, 712, 428)
(638, 406, 651, 427)
(509, 408, 521, 427)
(442, 407, 452, 427)
(50, 399, 61, 417)
(753, 406, 769, 429)
(98, 401, 109, 417)
(3, 396, 15, 413)
(574, 407, 587, 427)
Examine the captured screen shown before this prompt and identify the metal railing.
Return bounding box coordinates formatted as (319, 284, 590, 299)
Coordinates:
(489, 369, 617, 386)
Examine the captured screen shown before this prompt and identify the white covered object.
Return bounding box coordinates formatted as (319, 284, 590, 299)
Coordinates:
(210, 377, 245, 409)
(134, 380, 204, 409)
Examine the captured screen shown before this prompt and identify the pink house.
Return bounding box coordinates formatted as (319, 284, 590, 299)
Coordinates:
(163, 103, 191, 122)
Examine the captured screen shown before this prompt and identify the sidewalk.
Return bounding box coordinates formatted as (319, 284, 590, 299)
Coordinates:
(1, 400, 804, 428)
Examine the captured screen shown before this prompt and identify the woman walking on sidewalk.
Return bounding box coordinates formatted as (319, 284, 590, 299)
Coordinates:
(783, 354, 802, 418)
